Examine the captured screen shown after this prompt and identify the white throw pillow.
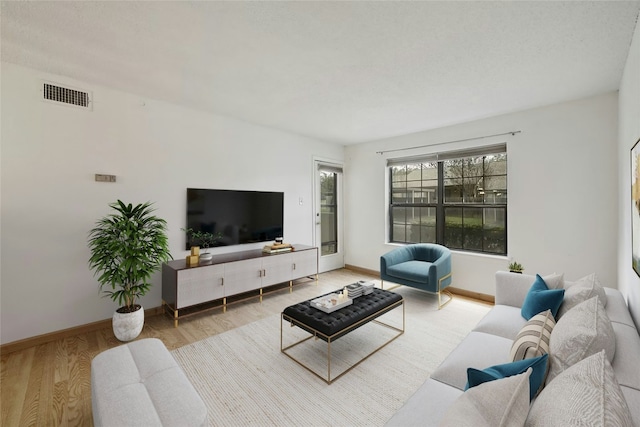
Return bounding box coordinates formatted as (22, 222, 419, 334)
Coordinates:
(557, 273, 607, 318)
(440, 368, 531, 427)
(526, 350, 633, 427)
(541, 273, 564, 290)
(547, 296, 615, 384)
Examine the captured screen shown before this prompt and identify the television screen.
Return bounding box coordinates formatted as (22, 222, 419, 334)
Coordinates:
(186, 188, 284, 249)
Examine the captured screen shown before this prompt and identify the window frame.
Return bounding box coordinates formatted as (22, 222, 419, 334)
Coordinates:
(387, 144, 507, 255)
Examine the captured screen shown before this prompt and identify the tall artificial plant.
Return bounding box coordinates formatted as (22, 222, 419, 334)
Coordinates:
(88, 200, 172, 312)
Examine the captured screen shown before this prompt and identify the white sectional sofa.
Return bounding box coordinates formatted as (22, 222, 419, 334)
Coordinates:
(91, 338, 208, 427)
(386, 271, 640, 426)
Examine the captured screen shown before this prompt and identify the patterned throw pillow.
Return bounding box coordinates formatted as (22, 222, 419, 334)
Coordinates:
(526, 351, 633, 427)
(441, 369, 532, 427)
(547, 295, 615, 384)
(557, 273, 608, 318)
(510, 309, 555, 361)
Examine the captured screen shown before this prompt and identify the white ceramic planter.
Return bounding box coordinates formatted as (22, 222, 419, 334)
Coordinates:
(112, 305, 144, 342)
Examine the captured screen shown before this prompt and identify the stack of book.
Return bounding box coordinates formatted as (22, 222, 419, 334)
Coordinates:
(360, 281, 375, 295)
(262, 243, 293, 254)
(346, 283, 364, 298)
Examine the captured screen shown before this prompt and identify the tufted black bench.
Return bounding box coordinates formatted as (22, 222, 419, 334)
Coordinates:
(281, 287, 404, 383)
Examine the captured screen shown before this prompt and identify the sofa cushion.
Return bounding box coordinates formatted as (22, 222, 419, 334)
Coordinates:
(473, 305, 527, 340)
(441, 369, 531, 427)
(557, 273, 607, 318)
(386, 260, 432, 283)
(605, 288, 637, 327)
(521, 275, 565, 320)
(547, 295, 615, 384)
(621, 386, 640, 427)
(431, 331, 513, 390)
(610, 322, 640, 394)
(510, 309, 555, 361)
(384, 379, 463, 427)
(526, 350, 633, 427)
(466, 354, 548, 400)
(91, 338, 208, 427)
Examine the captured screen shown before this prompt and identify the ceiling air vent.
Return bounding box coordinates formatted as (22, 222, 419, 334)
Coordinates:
(42, 82, 92, 109)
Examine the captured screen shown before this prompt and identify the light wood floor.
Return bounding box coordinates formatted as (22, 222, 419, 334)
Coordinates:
(0, 269, 377, 426)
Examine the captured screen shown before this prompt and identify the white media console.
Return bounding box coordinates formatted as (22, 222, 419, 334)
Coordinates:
(162, 244, 318, 326)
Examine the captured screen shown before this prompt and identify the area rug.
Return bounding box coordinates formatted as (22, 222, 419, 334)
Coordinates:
(172, 287, 490, 426)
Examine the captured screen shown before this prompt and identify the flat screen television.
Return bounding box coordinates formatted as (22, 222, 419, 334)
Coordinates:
(185, 188, 284, 249)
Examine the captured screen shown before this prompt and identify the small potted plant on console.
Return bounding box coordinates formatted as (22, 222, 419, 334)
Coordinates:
(182, 227, 223, 261)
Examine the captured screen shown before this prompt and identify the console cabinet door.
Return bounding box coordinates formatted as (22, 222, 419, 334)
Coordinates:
(291, 249, 318, 279)
(261, 253, 293, 287)
(224, 258, 263, 295)
(176, 264, 225, 309)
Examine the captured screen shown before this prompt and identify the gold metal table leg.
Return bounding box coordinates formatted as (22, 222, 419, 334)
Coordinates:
(281, 299, 404, 384)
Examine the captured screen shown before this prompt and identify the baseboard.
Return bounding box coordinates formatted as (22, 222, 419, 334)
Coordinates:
(0, 306, 164, 355)
(344, 264, 379, 277)
(447, 287, 494, 304)
(343, 264, 495, 304)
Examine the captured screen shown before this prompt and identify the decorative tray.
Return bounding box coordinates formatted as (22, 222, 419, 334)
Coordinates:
(310, 293, 353, 313)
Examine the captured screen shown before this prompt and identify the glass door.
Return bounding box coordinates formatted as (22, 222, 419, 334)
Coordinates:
(315, 161, 344, 272)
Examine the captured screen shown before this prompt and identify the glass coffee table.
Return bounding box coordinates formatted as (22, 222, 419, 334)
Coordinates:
(280, 287, 404, 384)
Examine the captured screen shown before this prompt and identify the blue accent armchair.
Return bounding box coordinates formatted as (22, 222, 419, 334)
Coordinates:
(380, 243, 453, 309)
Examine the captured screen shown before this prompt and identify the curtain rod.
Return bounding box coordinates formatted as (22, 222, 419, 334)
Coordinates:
(375, 130, 522, 155)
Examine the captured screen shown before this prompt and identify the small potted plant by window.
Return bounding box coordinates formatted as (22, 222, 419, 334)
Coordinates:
(508, 261, 524, 274)
(182, 228, 223, 261)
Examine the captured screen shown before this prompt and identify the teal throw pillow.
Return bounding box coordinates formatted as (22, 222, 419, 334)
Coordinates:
(521, 274, 565, 320)
(465, 354, 548, 401)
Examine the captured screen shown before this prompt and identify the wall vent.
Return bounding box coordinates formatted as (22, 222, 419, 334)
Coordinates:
(42, 82, 92, 109)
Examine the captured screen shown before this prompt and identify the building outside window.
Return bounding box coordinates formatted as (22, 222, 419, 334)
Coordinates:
(388, 144, 507, 255)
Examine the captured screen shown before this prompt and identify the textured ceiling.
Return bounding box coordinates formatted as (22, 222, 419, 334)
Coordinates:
(2, 1, 639, 144)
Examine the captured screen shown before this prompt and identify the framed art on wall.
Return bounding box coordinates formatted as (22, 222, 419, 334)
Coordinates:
(632, 137, 640, 278)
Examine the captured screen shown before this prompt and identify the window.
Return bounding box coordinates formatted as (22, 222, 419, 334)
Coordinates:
(388, 144, 507, 255)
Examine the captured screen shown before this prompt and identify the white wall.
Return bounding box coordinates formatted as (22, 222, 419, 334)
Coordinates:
(618, 18, 640, 328)
(1, 55, 632, 344)
(345, 92, 619, 296)
(0, 62, 343, 345)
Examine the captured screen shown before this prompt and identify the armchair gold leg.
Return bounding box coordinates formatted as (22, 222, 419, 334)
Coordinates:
(438, 289, 453, 309)
(438, 272, 453, 309)
(380, 273, 452, 309)
(381, 280, 401, 292)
